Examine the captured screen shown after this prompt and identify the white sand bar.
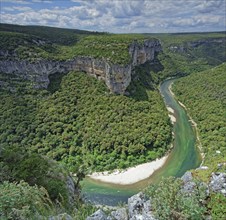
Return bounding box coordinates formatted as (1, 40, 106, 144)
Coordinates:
(169, 114, 176, 123)
(167, 106, 174, 114)
(88, 155, 168, 185)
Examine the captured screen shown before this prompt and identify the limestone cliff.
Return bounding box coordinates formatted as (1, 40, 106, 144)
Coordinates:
(0, 39, 161, 94)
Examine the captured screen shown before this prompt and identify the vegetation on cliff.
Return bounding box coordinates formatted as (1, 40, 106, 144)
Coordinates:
(0, 145, 96, 219)
(0, 24, 153, 64)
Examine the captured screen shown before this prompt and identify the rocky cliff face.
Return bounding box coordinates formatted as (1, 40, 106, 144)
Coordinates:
(0, 39, 161, 94)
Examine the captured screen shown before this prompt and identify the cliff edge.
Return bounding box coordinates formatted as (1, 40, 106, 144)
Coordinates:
(0, 39, 161, 94)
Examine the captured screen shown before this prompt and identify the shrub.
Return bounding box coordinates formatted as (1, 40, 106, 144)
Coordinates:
(145, 177, 207, 220)
(208, 193, 226, 220)
(0, 181, 52, 220)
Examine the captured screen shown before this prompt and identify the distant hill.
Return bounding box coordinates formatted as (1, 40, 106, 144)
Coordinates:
(0, 23, 106, 45)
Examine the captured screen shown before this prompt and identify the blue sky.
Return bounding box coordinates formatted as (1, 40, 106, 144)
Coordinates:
(0, 0, 225, 33)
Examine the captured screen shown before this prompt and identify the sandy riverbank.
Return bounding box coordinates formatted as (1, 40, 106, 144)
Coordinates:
(88, 155, 168, 185)
(167, 106, 176, 123)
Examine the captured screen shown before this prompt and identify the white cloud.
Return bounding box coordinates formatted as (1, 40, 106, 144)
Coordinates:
(1, 0, 31, 4)
(13, 6, 32, 11)
(1, 0, 225, 33)
(32, 0, 53, 3)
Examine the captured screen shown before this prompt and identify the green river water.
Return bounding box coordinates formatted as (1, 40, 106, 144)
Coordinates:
(81, 78, 202, 205)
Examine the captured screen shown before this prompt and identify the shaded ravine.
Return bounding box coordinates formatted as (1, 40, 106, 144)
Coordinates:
(81, 78, 202, 206)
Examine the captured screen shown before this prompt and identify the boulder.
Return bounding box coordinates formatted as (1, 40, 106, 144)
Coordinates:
(86, 209, 108, 220)
(209, 172, 226, 196)
(111, 208, 128, 220)
(128, 192, 156, 220)
(181, 171, 197, 194)
(181, 171, 209, 197)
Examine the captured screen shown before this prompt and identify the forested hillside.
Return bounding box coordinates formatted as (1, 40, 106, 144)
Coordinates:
(0, 23, 152, 64)
(146, 32, 226, 82)
(0, 70, 171, 172)
(173, 63, 226, 177)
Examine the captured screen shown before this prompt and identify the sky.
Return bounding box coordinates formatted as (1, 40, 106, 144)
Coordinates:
(0, 0, 225, 33)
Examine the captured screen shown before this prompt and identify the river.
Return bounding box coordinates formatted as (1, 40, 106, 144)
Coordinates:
(81, 78, 202, 206)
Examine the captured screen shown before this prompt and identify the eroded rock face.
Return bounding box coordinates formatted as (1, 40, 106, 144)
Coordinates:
(110, 208, 128, 220)
(209, 172, 226, 196)
(0, 39, 161, 94)
(128, 192, 156, 220)
(129, 39, 162, 66)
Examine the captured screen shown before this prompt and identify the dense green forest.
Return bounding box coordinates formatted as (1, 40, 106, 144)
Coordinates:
(173, 63, 226, 178)
(0, 70, 171, 172)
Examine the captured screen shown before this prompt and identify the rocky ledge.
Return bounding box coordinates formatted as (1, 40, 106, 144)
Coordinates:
(0, 39, 161, 94)
(85, 171, 226, 220)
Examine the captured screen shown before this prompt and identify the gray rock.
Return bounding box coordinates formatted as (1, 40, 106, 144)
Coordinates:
(128, 192, 156, 220)
(111, 208, 128, 220)
(48, 213, 73, 220)
(0, 39, 161, 95)
(181, 171, 197, 194)
(86, 209, 108, 220)
(181, 171, 193, 183)
(66, 176, 77, 205)
(209, 172, 226, 196)
(181, 171, 209, 197)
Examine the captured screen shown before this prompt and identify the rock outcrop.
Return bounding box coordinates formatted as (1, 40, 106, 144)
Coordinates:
(86, 171, 226, 220)
(128, 192, 156, 220)
(86, 192, 156, 220)
(86, 209, 109, 220)
(209, 172, 226, 196)
(0, 39, 161, 94)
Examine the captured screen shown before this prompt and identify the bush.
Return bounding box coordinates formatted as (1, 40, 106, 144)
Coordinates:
(145, 177, 207, 220)
(0, 146, 69, 205)
(208, 193, 226, 220)
(0, 181, 52, 220)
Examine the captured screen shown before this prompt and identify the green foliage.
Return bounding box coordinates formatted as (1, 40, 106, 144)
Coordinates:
(145, 177, 207, 220)
(0, 31, 59, 61)
(73, 202, 97, 220)
(0, 71, 171, 172)
(173, 63, 226, 171)
(0, 24, 154, 64)
(145, 32, 226, 82)
(208, 193, 226, 220)
(0, 23, 102, 45)
(0, 181, 52, 220)
(0, 180, 96, 220)
(0, 146, 69, 204)
(58, 34, 152, 64)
